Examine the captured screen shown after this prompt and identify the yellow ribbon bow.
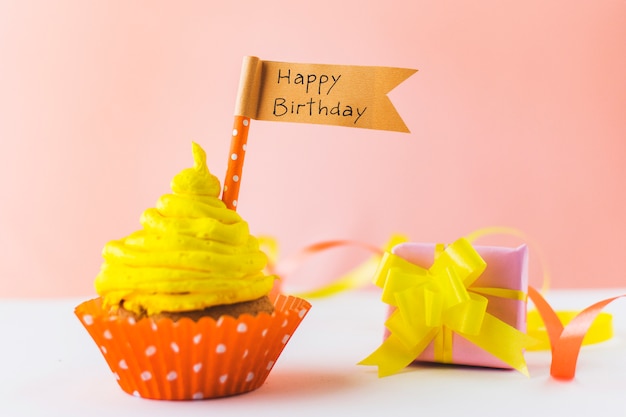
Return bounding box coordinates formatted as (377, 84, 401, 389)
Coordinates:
(359, 238, 534, 377)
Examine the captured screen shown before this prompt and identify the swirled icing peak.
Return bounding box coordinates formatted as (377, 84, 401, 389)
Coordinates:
(94, 142, 274, 315)
(171, 142, 221, 197)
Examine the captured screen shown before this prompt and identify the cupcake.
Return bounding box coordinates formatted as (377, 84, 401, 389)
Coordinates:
(75, 142, 311, 400)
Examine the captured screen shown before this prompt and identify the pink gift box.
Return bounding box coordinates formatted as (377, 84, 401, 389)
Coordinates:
(388, 242, 529, 369)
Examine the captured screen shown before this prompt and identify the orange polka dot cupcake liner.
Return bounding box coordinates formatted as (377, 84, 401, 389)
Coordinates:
(75, 294, 311, 400)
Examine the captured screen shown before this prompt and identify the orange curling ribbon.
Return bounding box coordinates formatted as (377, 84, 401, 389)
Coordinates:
(359, 238, 534, 377)
(528, 286, 625, 380)
(526, 310, 613, 351)
(259, 235, 407, 299)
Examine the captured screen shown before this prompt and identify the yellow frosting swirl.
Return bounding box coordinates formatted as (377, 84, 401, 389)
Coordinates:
(95, 142, 275, 315)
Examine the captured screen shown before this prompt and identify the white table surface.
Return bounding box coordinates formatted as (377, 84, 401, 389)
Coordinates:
(1, 288, 624, 417)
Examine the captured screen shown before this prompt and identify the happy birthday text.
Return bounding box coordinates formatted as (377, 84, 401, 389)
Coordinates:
(271, 68, 367, 125)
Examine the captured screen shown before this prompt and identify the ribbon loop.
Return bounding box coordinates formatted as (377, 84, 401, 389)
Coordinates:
(377, 254, 430, 306)
(443, 292, 488, 336)
(430, 238, 487, 288)
(440, 267, 471, 308)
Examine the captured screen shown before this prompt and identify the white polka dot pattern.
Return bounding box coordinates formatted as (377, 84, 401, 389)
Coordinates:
(222, 115, 250, 211)
(75, 294, 311, 400)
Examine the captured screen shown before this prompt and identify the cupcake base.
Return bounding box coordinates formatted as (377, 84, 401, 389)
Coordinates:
(75, 294, 311, 400)
(114, 296, 276, 322)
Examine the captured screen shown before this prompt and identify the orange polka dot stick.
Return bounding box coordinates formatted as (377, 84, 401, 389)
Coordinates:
(222, 56, 262, 211)
(222, 115, 250, 211)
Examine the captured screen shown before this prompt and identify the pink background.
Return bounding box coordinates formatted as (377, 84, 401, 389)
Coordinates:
(1, 1, 624, 297)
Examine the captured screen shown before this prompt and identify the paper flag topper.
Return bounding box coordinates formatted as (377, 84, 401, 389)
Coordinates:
(236, 56, 416, 132)
(222, 56, 417, 210)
